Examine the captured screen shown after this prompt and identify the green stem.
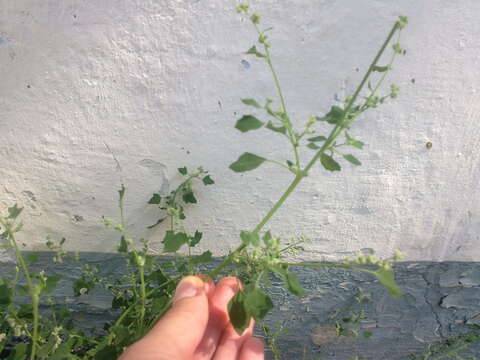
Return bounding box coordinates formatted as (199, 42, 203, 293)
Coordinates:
(207, 174, 304, 279)
(138, 265, 146, 332)
(112, 277, 176, 328)
(265, 159, 293, 172)
(304, 20, 401, 174)
(8, 230, 39, 360)
(282, 262, 353, 270)
(254, 24, 300, 167)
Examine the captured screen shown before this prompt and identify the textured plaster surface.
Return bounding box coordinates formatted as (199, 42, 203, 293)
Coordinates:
(1, 254, 480, 359)
(1, 1, 480, 260)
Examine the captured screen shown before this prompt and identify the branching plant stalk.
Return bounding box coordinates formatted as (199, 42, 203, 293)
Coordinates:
(208, 19, 402, 281)
(253, 23, 300, 167)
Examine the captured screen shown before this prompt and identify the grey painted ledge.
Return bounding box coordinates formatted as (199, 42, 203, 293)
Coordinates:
(1, 252, 479, 359)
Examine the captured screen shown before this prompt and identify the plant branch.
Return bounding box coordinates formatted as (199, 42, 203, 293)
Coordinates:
(207, 19, 401, 281)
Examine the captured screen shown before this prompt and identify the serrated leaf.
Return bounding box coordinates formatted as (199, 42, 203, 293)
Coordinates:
(163, 231, 189, 252)
(229, 152, 266, 172)
(178, 167, 188, 175)
(284, 272, 305, 296)
(372, 65, 389, 72)
(235, 115, 264, 133)
(148, 193, 162, 204)
(246, 45, 266, 58)
(343, 154, 362, 166)
(266, 121, 287, 134)
(182, 190, 197, 204)
(244, 287, 273, 320)
(240, 231, 260, 247)
(190, 250, 212, 264)
(320, 154, 341, 171)
(147, 217, 166, 229)
(317, 106, 345, 124)
(307, 136, 327, 142)
(228, 291, 250, 335)
(202, 175, 215, 185)
(241, 98, 262, 108)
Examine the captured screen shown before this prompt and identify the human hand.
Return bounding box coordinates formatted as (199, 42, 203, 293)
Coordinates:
(119, 276, 264, 360)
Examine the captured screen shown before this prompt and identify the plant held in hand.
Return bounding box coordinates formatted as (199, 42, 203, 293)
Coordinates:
(0, 4, 409, 359)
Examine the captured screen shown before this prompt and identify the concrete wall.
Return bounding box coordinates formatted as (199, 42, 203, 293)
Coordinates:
(1, 0, 479, 261)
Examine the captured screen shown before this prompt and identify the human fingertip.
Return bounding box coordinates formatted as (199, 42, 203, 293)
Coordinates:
(173, 275, 205, 303)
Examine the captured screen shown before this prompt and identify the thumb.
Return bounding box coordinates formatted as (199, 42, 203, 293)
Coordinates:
(121, 276, 209, 360)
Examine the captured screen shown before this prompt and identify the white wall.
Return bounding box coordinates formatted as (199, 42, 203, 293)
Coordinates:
(1, 0, 479, 261)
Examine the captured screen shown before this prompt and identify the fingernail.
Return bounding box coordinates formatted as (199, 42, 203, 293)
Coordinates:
(173, 276, 204, 303)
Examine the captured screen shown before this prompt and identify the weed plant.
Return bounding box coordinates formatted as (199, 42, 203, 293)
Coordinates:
(1, 4, 410, 359)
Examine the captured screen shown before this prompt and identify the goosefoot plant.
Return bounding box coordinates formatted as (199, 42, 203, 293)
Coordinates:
(0, 4, 408, 359)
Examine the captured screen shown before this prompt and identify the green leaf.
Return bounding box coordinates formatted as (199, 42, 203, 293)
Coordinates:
(147, 217, 166, 229)
(235, 115, 264, 133)
(307, 136, 327, 142)
(317, 106, 345, 124)
(190, 250, 213, 264)
(228, 291, 250, 335)
(202, 175, 215, 185)
(118, 235, 128, 253)
(320, 154, 341, 172)
(6, 343, 28, 360)
(345, 132, 364, 149)
(163, 231, 189, 252)
(148, 193, 162, 204)
(182, 190, 197, 204)
(0, 281, 12, 305)
(372, 65, 389, 72)
(266, 121, 287, 134)
(343, 154, 362, 166)
(26, 253, 39, 265)
(244, 287, 273, 320)
(284, 272, 305, 296)
(240, 231, 260, 247)
(7, 204, 23, 219)
(73, 278, 95, 296)
(364, 267, 403, 297)
(42, 275, 61, 295)
(307, 143, 320, 150)
(118, 185, 126, 202)
(190, 230, 203, 247)
(246, 45, 266, 58)
(229, 152, 266, 172)
(241, 98, 262, 108)
(178, 167, 188, 175)
(262, 231, 272, 245)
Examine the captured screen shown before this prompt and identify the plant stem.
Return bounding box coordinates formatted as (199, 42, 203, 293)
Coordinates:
(138, 265, 146, 332)
(112, 277, 175, 328)
(254, 24, 300, 167)
(8, 230, 39, 360)
(207, 174, 304, 279)
(208, 20, 401, 281)
(282, 262, 353, 270)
